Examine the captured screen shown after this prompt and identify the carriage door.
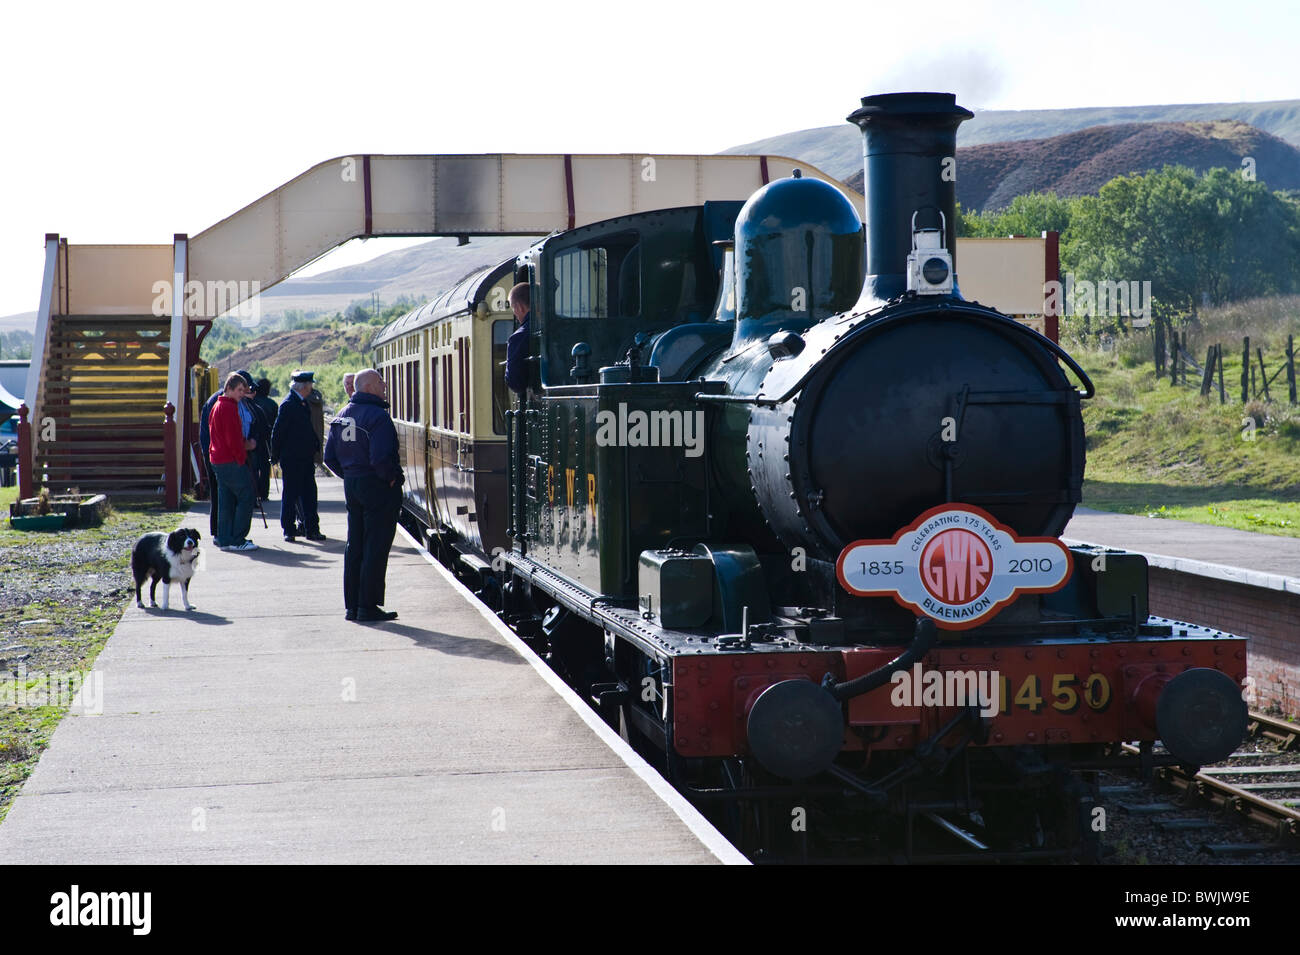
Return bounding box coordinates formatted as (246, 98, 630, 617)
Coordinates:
(455, 335, 468, 477)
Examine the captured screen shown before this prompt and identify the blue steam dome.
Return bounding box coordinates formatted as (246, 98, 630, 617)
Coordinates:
(733, 173, 864, 346)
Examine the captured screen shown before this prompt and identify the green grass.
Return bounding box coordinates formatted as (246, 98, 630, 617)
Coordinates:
(0, 490, 189, 825)
(1077, 318, 1300, 536)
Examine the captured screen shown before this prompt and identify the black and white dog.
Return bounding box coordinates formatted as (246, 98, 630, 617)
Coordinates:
(132, 527, 202, 611)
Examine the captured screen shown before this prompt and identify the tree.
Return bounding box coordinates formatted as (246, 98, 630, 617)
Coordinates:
(962, 192, 1074, 239)
(1062, 165, 1300, 323)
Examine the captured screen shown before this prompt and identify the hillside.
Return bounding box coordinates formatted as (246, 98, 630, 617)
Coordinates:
(256, 235, 529, 319)
(725, 98, 1300, 183)
(218, 325, 375, 378)
(843, 120, 1300, 211)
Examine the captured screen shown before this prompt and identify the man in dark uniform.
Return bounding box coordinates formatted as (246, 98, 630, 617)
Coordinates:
(272, 370, 325, 542)
(506, 282, 531, 395)
(325, 368, 402, 622)
(252, 377, 280, 502)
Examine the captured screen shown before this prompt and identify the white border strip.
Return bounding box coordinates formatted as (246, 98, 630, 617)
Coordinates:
(397, 526, 750, 865)
(1062, 537, 1300, 596)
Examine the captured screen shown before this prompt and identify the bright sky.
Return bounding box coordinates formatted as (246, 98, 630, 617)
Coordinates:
(2, 0, 1297, 317)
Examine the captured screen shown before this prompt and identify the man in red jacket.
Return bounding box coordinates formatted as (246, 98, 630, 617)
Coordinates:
(209, 372, 259, 551)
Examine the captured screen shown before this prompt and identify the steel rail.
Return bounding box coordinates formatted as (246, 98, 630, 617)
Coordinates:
(1120, 712, 1300, 839)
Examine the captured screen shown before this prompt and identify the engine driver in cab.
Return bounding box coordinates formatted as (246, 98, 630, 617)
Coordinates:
(506, 282, 530, 395)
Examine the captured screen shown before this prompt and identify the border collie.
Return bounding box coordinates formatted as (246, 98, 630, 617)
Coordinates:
(132, 527, 202, 611)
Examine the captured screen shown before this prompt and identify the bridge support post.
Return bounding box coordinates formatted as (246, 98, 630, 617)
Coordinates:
(166, 235, 189, 508)
(25, 234, 61, 490)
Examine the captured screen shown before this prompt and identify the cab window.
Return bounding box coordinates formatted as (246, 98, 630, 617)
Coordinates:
(552, 231, 639, 319)
(491, 319, 511, 434)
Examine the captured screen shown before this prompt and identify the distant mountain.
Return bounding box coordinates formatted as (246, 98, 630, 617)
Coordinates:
(725, 99, 1300, 183)
(841, 120, 1300, 211)
(0, 312, 36, 336)
(256, 234, 530, 318)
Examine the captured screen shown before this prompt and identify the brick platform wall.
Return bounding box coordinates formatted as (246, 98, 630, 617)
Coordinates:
(1149, 567, 1299, 719)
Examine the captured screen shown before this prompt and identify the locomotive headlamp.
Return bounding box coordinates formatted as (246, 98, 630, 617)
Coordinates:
(922, 257, 949, 285)
(906, 211, 954, 295)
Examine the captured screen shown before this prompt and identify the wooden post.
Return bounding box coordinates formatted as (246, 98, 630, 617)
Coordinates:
(1257, 347, 1271, 402)
(1201, 346, 1215, 395)
(1217, 344, 1226, 404)
(1241, 336, 1249, 402)
(1284, 335, 1294, 405)
(17, 403, 33, 500)
(1170, 330, 1180, 387)
(1154, 317, 1166, 378)
(163, 401, 178, 510)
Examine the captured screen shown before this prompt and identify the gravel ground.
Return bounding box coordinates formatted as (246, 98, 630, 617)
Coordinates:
(0, 499, 189, 822)
(1100, 733, 1300, 865)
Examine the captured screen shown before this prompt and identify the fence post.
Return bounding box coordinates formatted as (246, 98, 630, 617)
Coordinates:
(17, 403, 33, 500)
(1217, 344, 1226, 404)
(1154, 317, 1166, 378)
(1200, 346, 1215, 395)
(1257, 347, 1271, 402)
(1288, 334, 1296, 405)
(163, 401, 178, 510)
(1241, 336, 1250, 402)
(1170, 330, 1179, 387)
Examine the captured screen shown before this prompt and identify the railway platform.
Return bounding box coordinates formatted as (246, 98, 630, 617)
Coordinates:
(1064, 507, 1300, 718)
(0, 478, 745, 864)
(1064, 506, 1300, 589)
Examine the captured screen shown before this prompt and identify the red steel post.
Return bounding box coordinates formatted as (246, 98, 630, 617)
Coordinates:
(163, 401, 178, 509)
(17, 403, 33, 499)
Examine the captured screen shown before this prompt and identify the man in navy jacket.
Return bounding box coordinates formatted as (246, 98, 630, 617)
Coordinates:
(505, 283, 531, 395)
(324, 368, 403, 623)
(272, 370, 324, 542)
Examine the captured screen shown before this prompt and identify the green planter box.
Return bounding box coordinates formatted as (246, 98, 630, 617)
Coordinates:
(9, 494, 108, 527)
(9, 513, 72, 531)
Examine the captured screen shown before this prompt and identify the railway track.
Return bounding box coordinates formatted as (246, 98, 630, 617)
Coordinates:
(1115, 711, 1300, 856)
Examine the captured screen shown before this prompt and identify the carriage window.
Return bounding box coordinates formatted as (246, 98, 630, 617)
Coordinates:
(491, 320, 510, 434)
(434, 358, 444, 426)
(408, 359, 418, 422)
(396, 363, 405, 421)
(442, 353, 452, 430)
(552, 231, 640, 319)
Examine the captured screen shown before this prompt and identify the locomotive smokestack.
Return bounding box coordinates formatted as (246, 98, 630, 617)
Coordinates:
(848, 92, 973, 305)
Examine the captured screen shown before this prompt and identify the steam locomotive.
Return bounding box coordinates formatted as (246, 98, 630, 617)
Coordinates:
(372, 92, 1248, 862)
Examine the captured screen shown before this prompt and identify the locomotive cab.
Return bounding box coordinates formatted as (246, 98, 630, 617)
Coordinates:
(517, 202, 743, 390)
